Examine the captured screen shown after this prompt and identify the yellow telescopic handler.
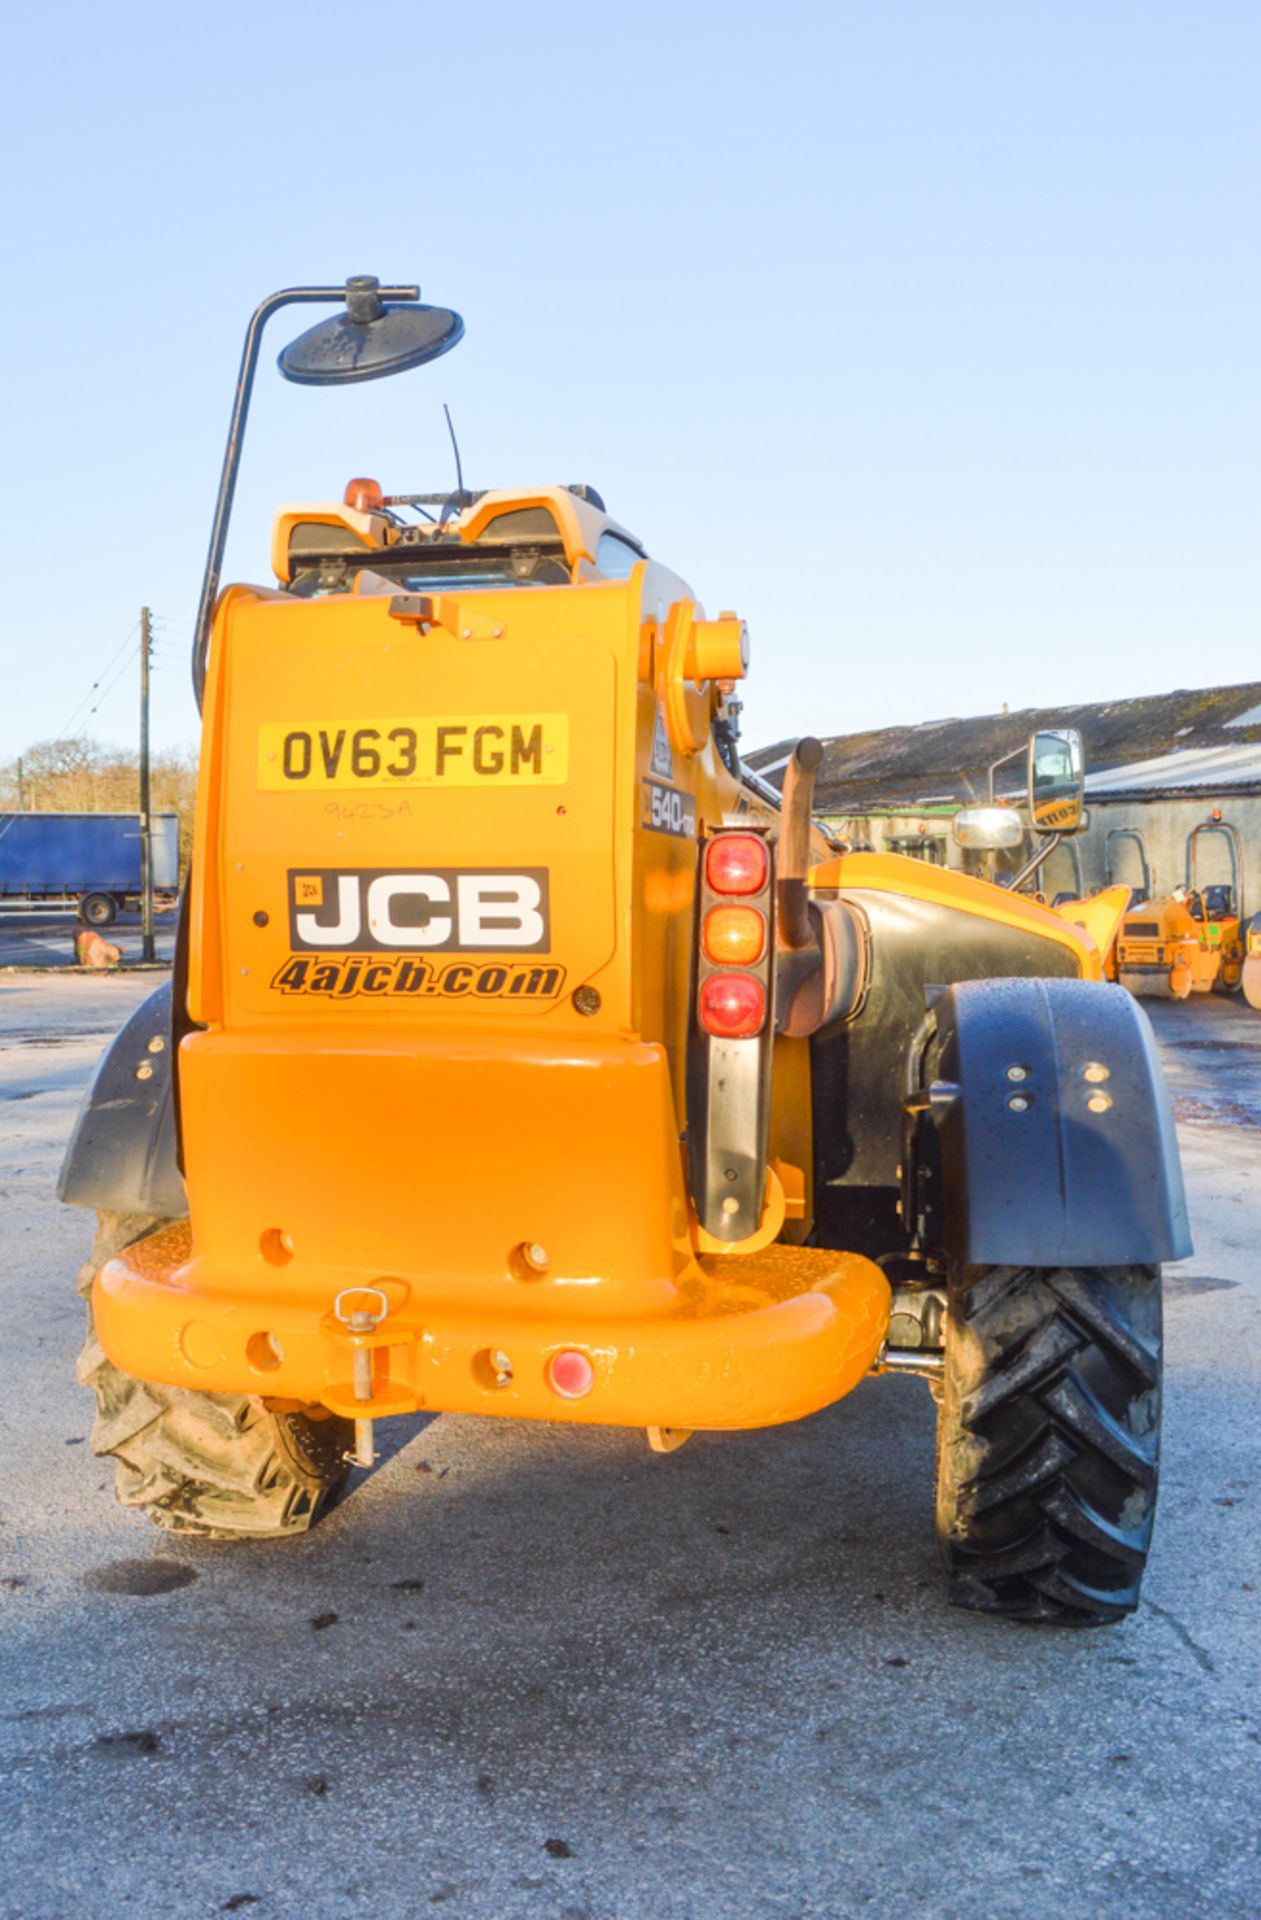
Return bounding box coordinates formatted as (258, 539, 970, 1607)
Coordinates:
(61, 277, 1190, 1626)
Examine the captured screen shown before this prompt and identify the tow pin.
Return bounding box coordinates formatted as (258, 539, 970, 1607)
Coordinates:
(333, 1287, 389, 1469)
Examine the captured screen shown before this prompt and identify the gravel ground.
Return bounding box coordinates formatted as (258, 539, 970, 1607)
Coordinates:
(0, 975, 1258, 1920)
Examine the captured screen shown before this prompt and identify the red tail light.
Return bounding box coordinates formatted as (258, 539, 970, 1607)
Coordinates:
(705, 834, 768, 896)
(699, 972, 766, 1037)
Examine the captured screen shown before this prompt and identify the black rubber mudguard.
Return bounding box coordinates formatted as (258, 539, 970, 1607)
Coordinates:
(929, 977, 1190, 1267)
(58, 981, 187, 1218)
(810, 888, 1081, 1257)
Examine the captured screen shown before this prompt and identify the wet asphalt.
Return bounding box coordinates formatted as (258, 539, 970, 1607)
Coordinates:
(0, 975, 1257, 1920)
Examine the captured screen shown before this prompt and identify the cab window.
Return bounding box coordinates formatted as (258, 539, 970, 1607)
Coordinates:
(595, 532, 643, 579)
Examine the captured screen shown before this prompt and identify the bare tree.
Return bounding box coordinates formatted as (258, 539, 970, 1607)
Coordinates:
(0, 736, 196, 876)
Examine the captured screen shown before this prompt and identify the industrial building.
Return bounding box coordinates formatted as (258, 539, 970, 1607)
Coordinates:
(747, 680, 1261, 905)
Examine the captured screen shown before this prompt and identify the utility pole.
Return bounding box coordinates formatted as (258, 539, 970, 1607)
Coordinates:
(139, 607, 155, 962)
(16, 756, 24, 810)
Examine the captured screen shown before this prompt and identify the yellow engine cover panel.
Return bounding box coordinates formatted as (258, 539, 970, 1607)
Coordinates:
(179, 1028, 692, 1290)
(192, 589, 623, 1031)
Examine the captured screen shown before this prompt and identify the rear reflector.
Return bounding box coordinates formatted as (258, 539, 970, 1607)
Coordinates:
(699, 972, 766, 1037)
(703, 904, 766, 967)
(548, 1349, 595, 1399)
(705, 834, 768, 896)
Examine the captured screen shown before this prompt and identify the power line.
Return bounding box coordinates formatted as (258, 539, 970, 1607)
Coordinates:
(50, 620, 140, 743)
(85, 642, 142, 722)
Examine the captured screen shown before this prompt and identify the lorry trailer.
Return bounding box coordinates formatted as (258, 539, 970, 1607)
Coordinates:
(0, 812, 179, 925)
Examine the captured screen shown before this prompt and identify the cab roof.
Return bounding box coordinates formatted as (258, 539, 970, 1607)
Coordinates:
(271, 484, 647, 593)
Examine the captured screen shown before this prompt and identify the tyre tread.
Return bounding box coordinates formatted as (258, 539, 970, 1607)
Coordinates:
(936, 1262, 1161, 1626)
(77, 1211, 351, 1540)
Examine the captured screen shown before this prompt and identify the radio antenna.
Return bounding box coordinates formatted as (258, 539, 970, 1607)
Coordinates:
(443, 402, 466, 515)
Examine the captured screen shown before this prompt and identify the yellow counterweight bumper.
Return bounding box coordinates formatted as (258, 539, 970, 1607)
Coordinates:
(93, 1027, 890, 1431)
(95, 1227, 891, 1431)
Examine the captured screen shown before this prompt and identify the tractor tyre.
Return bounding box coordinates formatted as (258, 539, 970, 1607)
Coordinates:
(76, 1211, 353, 1540)
(935, 1262, 1161, 1627)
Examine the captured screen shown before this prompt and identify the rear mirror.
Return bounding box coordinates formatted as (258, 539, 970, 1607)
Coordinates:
(279, 277, 464, 386)
(953, 806, 1025, 851)
(1028, 729, 1084, 833)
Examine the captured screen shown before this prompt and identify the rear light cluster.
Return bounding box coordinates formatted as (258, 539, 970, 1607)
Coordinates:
(697, 832, 773, 1037)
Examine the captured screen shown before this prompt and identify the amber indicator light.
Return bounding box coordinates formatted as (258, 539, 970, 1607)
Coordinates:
(703, 904, 766, 967)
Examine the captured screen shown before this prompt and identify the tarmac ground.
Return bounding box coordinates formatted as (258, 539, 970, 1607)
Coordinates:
(0, 904, 177, 971)
(0, 974, 1258, 1920)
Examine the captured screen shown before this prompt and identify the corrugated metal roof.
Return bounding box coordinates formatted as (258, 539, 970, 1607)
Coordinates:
(748, 680, 1261, 810)
(1086, 742, 1261, 796)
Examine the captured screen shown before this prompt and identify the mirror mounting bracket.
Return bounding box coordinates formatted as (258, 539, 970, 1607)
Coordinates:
(1008, 830, 1064, 894)
(190, 278, 442, 710)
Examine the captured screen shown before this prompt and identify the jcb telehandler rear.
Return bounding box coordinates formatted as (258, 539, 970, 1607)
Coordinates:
(61, 278, 1189, 1625)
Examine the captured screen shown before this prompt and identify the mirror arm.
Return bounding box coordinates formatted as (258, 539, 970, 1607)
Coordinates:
(190, 283, 420, 710)
(987, 745, 1024, 804)
(1009, 830, 1064, 893)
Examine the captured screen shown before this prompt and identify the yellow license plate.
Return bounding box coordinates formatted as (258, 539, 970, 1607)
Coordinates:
(257, 715, 569, 790)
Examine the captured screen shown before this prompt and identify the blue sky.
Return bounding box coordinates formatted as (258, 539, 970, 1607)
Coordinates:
(1, 1, 1256, 763)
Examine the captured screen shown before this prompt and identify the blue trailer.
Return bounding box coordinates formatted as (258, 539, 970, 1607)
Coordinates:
(0, 813, 180, 926)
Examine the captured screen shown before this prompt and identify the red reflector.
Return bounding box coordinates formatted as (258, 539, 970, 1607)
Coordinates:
(705, 834, 768, 896)
(699, 972, 766, 1036)
(548, 1349, 595, 1399)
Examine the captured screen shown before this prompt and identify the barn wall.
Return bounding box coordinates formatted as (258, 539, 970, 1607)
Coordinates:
(1076, 794, 1261, 902)
(820, 790, 1261, 904)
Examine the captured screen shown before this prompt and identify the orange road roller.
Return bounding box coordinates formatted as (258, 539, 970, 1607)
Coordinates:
(1117, 817, 1245, 1000)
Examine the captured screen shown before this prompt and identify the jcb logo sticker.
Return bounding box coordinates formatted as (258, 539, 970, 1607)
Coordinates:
(288, 869, 550, 953)
(258, 715, 568, 789)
